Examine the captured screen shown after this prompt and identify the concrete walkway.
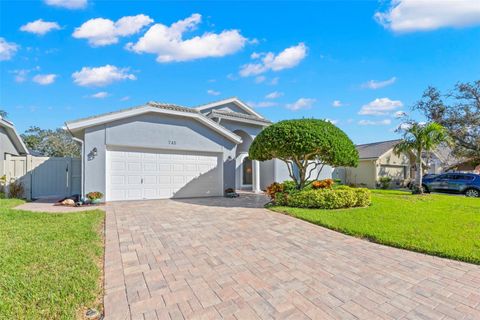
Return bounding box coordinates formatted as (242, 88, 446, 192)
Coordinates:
(104, 194, 480, 320)
(15, 198, 104, 213)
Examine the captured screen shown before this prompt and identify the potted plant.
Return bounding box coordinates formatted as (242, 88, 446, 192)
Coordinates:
(224, 188, 239, 198)
(86, 191, 104, 204)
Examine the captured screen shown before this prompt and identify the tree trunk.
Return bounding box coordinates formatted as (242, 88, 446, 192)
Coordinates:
(416, 149, 423, 194)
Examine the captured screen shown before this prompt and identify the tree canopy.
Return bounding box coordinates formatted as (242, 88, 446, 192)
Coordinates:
(21, 126, 80, 157)
(414, 81, 479, 162)
(249, 119, 358, 189)
(0, 110, 7, 118)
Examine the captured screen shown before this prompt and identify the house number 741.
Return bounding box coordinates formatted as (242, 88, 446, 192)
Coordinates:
(168, 140, 177, 145)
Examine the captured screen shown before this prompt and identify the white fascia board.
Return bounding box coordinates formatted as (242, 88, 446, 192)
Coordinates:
(195, 97, 265, 120)
(211, 114, 270, 127)
(65, 106, 242, 144)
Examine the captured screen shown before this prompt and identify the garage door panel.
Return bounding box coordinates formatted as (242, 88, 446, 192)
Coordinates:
(107, 148, 222, 201)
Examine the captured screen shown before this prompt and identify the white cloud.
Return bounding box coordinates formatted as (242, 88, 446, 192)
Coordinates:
(0, 38, 19, 61)
(226, 73, 237, 81)
(359, 98, 403, 116)
(325, 118, 339, 125)
(375, 0, 480, 32)
(248, 101, 278, 108)
(72, 65, 136, 86)
(265, 91, 283, 99)
(20, 19, 61, 35)
(394, 110, 407, 118)
(120, 96, 130, 101)
(270, 77, 279, 85)
(44, 0, 87, 9)
(11, 69, 30, 82)
(73, 15, 153, 46)
(255, 76, 266, 83)
(91, 91, 109, 98)
(362, 77, 396, 89)
(239, 43, 307, 77)
(358, 119, 392, 126)
(332, 100, 344, 107)
(127, 13, 247, 63)
(286, 98, 315, 111)
(207, 89, 220, 96)
(32, 74, 57, 85)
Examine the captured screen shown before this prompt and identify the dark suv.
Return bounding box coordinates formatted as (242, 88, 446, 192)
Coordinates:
(422, 173, 480, 197)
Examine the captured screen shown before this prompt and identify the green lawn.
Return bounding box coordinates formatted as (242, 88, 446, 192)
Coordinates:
(271, 190, 480, 264)
(0, 199, 105, 319)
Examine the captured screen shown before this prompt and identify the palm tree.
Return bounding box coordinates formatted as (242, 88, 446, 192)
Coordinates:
(394, 122, 449, 194)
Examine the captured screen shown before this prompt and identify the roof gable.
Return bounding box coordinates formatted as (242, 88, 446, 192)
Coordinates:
(0, 117, 29, 155)
(65, 102, 242, 144)
(356, 139, 402, 160)
(195, 97, 266, 120)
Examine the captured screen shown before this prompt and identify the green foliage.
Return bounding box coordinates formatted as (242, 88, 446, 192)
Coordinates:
(378, 176, 392, 189)
(86, 191, 103, 200)
(282, 187, 371, 209)
(21, 126, 80, 157)
(414, 81, 480, 161)
(0, 110, 7, 118)
(7, 180, 24, 199)
(271, 190, 480, 264)
(249, 119, 358, 189)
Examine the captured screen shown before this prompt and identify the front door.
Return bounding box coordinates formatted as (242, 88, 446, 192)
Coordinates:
(242, 157, 253, 187)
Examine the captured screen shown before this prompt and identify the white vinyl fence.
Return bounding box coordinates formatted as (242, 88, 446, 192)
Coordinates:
(5, 155, 81, 200)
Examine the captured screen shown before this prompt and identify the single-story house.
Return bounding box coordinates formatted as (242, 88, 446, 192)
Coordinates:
(0, 117, 29, 178)
(338, 139, 415, 189)
(65, 98, 330, 202)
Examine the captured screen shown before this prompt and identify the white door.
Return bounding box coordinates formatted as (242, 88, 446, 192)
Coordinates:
(107, 148, 222, 201)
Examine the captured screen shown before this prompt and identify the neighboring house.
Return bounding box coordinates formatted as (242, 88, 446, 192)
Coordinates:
(425, 143, 458, 174)
(65, 98, 327, 201)
(446, 160, 480, 174)
(338, 139, 415, 189)
(0, 117, 29, 177)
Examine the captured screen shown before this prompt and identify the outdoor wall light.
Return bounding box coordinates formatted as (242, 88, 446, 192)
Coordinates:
(88, 147, 98, 161)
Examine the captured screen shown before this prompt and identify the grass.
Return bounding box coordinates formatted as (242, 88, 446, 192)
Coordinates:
(270, 189, 480, 264)
(0, 199, 105, 319)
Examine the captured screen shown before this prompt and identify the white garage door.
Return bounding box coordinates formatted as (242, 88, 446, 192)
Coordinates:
(107, 148, 222, 201)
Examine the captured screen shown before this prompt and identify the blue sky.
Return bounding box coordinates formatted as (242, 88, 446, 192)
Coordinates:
(1, 0, 479, 144)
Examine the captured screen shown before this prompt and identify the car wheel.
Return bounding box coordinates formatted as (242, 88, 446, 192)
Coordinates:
(465, 188, 480, 198)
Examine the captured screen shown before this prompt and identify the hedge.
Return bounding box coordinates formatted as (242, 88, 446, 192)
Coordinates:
(275, 186, 371, 209)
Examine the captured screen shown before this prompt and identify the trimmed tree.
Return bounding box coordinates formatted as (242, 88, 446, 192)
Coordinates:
(394, 121, 449, 194)
(249, 119, 358, 190)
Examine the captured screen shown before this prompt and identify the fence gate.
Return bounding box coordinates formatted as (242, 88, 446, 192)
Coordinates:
(5, 155, 81, 200)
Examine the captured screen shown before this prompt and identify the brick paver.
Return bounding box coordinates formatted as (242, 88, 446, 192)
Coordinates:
(104, 194, 480, 320)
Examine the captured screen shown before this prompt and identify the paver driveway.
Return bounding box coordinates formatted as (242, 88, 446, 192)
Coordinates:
(104, 194, 480, 320)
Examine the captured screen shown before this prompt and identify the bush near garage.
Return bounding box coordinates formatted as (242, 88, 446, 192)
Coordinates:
(267, 180, 371, 209)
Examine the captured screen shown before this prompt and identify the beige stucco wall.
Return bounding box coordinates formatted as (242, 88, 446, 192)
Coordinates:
(344, 149, 413, 188)
(345, 160, 376, 188)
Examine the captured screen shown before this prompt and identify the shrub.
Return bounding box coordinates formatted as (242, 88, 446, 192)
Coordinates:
(86, 191, 103, 201)
(312, 179, 335, 189)
(266, 182, 284, 200)
(282, 186, 371, 209)
(379, 177, 392, 189)
(8, 180, 25, 199)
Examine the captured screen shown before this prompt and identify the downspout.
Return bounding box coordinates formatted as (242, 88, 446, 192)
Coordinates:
(71, 136, 85, 200)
